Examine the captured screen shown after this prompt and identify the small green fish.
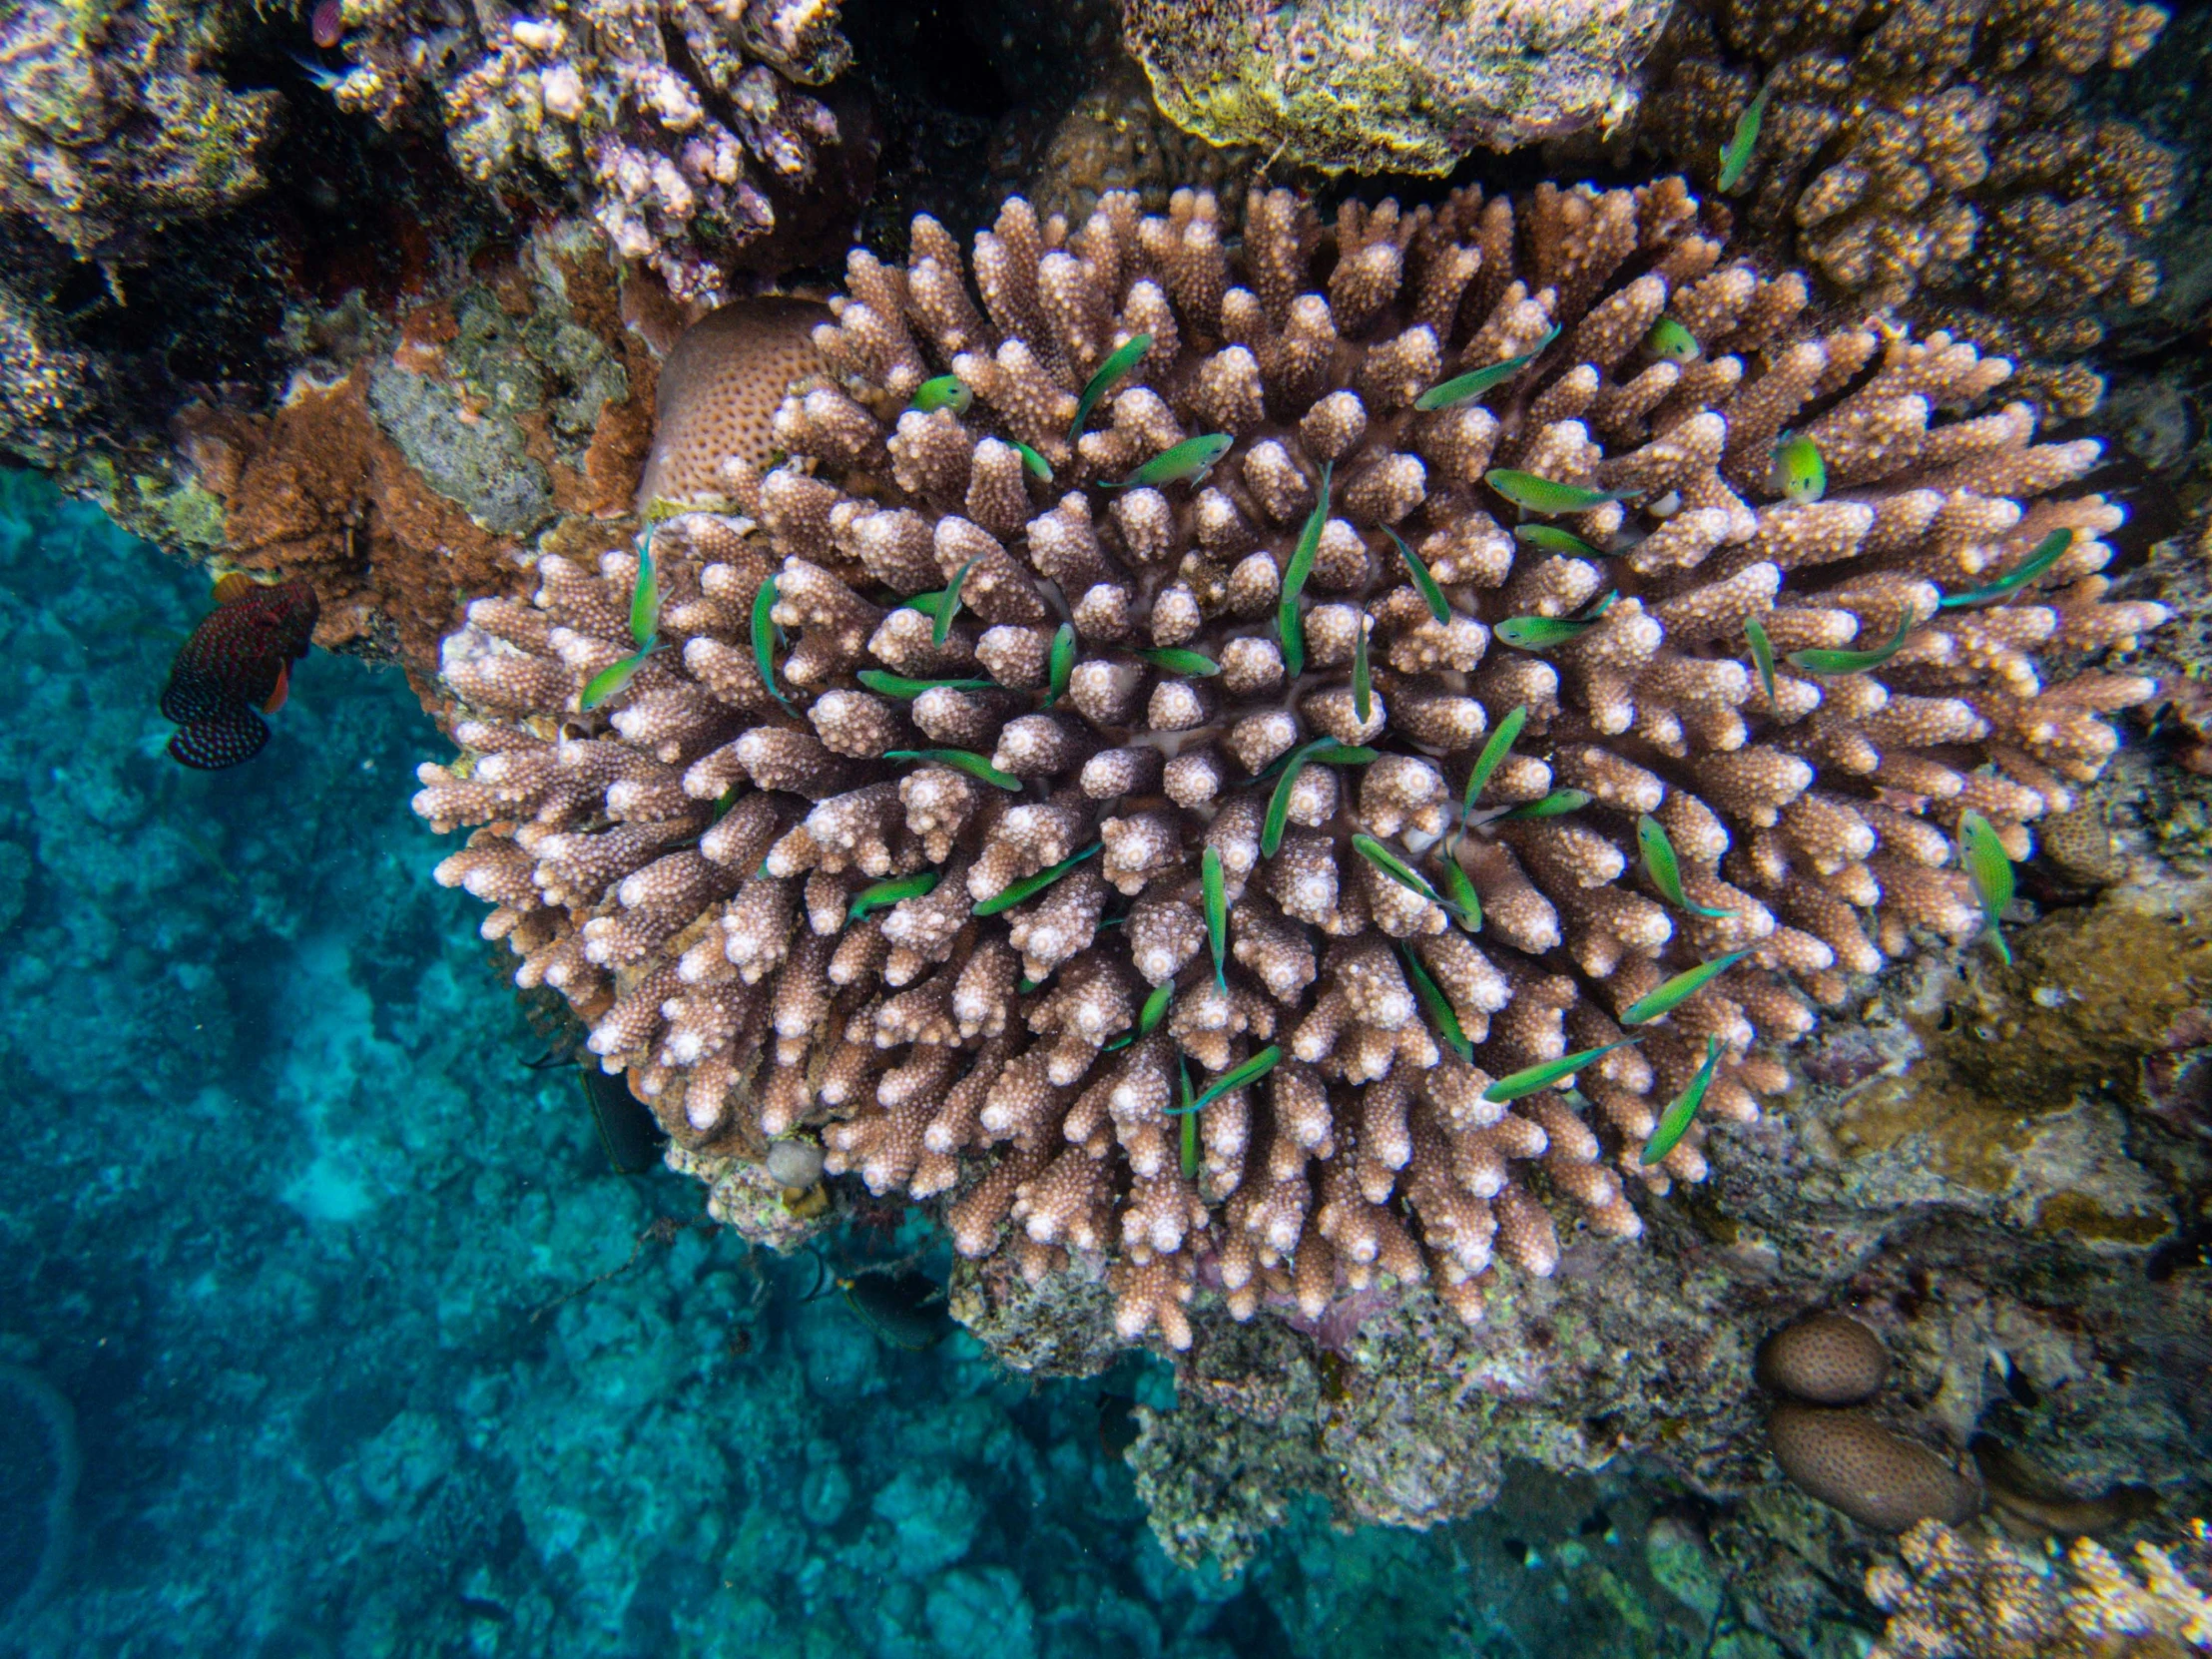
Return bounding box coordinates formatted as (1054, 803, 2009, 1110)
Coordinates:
(1172, 1045, 1285, 1116)
(1139, 646, 1221, 678)
(1108, 432, 1233, 491)
(845, 869, 940, 924)
(1619, 949, 1751, 1026)
(1785, 613, 1914, 676)
(1481, 1038, 1644, 1105)
(1382, 526, 1451, 623)
(1279, 459, 1335, 679)
(1513, 524, 1608, 560)
(856, 670, 996, 698)
(1957, 810, 2015, 965)
(1637, 814, 1738, 918)
(1102, 978, 1174, 1052)
(1772, 432, 1826, 504)
(1461, 705, 1528, 824)
(1399, 943, 1473, 1062)
(971, 841, 1104, 917)
(1641, 1036, 1722, 1165)
(752, 575, 796, 712)
(1494, 591, 1618, 652)
(883, 748, 1024, 791)
(1745, 614, 1779, 710)
(1494, 788, 1592, 822)
(630, 535, 660, 649)
(1350, 834, 1467, 922)
(910, 374, 972, 414)
(902, 588, 949, 620)
(1413, 326, 1560, 411)
(1070, 331, 1153, 444)
(1259, 739, 1378, 857)
(1485, 469, 1629, 515)
(1043, 622, 1075, 708)
(1011, 441, 1055, 483)
(1938, 529, 2074, 610)
(1435, 854, 1483, 932)
(936, 555, 980, 647)
(1352, 610, 1372, 723)
(1178, 1058, 1199, 1177)
(1202, 844, 1228, 991)
(1645, 317, 1701, 363)
(1718, 84, 1771, 194)
(580, 647, 653, 712)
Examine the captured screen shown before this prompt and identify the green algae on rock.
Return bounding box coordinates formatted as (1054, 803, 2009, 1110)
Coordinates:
(1121, 0, 1675, 174)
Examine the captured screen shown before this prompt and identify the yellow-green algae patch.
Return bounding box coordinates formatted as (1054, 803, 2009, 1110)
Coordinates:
(1834, 885, 2212, 1193)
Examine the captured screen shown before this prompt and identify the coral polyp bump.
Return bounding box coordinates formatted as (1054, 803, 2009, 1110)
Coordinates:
(416, 179, 2167, 1349)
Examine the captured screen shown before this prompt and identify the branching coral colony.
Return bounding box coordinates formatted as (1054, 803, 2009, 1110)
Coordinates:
(417, 180, 2167, 1349)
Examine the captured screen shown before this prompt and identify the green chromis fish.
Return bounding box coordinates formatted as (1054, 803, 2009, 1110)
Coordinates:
(1350, 834, 1464, 920)
(1494, 788, 1591, 822)
(1382, 525, 1451, 623)
(1785, 613, 1914, 676)
(1069, 331, 1153, 444)
(1109, 432, 1234, 491)
(1259, 739, 1377, 857)
(1435, 856, 1482, 932)
(1412, 327, 1560, 411)
(580, 646, 653, 712)
(1178, 1045, 1283, 1115)
(971, 841, 1103, 917)
(1513, 524, 1608, 560)
(1745, 614, 1779, 709)
(1636, 814, 1737, 917)
(1043, 622, 1075, 707)
(936, 555, 980, 647)
(752, 575, 797, 713)
(1485, 469, 1629, 515)
(1139, 646, 1221, 678)
(883, 748, 1023, 791)
(1641, 1036, 1723, 1165)
(1645, 317, 1701, 363)
(1278, 459, 1335, 677)
(1400, 943, 1473, 1062)
(1718, 84, 1771, 194)
(1772, 432, 1826, 504)
(845, 869, 939, 924)
(1460, 704, 1527, 823)
(1179, 1060, 1199, 1176)
(1102, 978, 1174, 1053)
(910, 374, 972, 414)
(1481, 1038, 1643, 1105)
(1351, 611, 1372, 722)
(1938, 528, 2074, 609)
(1619, 949, 1751, 1026)
(856, 670, 996, 698)
(1957, 810, 2015, 965)
(629, 536, 660, 649)
(1202, 843, 1228, 991)
(1494, 591, 1617, 652)
(1011, 441, 1055, 483)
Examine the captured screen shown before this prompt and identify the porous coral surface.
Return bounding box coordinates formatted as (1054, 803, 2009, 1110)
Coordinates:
(415, 178, 2168, 1355)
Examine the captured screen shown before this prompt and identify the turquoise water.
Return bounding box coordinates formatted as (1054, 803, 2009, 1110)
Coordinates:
(0, 469, 1705, 1658)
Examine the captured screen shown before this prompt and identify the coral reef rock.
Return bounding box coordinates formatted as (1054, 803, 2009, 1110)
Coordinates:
(1650, 0, 2178, 415)
(0, 0, 281, 259)
(414, 173, 2173, 1393)
(323, 0, 857, 299)
(1122, 0, 1674, 173)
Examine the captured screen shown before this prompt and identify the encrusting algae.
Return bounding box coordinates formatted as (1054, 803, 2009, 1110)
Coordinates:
(414, 177, 2168, 1351)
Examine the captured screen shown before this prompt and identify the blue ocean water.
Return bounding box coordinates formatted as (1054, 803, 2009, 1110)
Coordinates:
(0, 470, 1712, 1659)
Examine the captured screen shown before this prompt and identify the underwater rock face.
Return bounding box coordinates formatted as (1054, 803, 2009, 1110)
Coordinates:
(1121, 0, 1675, 172)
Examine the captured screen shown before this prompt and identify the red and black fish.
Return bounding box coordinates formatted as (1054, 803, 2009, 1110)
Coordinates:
(161, 575, 319, 770)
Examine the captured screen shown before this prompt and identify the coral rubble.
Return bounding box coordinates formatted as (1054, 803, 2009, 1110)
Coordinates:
(415, 175, 2169, 1365)
(1650, 0, 2179, 414)
(1121, 0, 1674, 173)
(320, 0, 856, 299)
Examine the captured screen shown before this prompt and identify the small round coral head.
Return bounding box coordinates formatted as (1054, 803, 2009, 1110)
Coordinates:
(1772, 432, 1827, 504)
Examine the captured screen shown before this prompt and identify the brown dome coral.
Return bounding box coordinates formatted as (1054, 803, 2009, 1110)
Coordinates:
(414, 178, 2167, 1351)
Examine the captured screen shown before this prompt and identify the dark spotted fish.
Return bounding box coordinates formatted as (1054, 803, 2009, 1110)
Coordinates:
(161, 576, 318, 770)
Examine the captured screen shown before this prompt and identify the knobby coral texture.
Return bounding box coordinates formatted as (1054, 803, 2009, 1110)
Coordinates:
(322, 0, 851, 299)
(1653, 0, 2176, 415)
(417, 178, 2168, 1352)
